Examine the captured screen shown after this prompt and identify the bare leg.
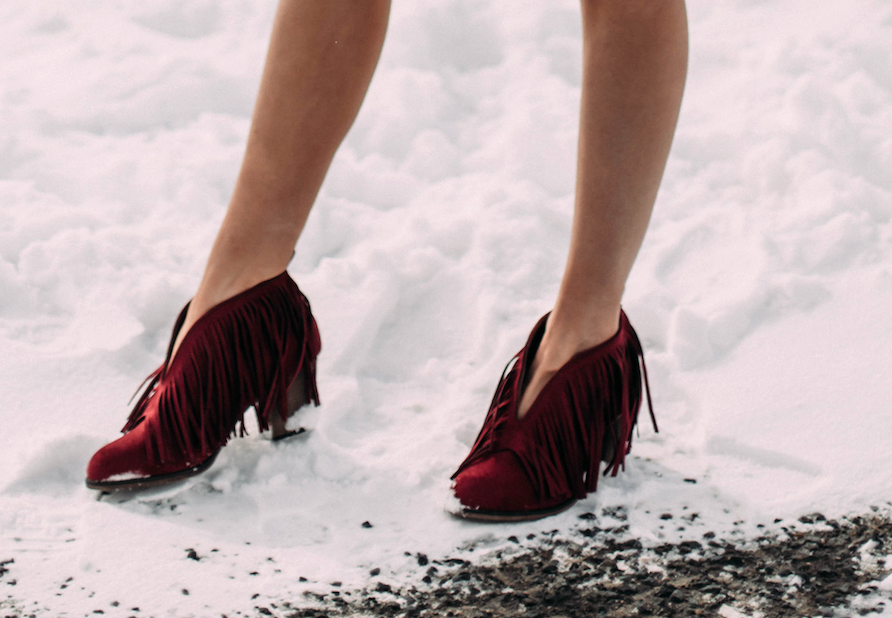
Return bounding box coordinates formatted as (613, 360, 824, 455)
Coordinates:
(519, 0, 688, 417)
(172, 0, 391, 359)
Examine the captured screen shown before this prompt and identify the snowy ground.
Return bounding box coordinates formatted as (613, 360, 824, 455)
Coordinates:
(2, 0, 892, 616)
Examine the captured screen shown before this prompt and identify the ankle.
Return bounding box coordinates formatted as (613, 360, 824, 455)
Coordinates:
(517, 307, 621, 419)
(172, 265, 288, 362)
(536, 306, 621, 371)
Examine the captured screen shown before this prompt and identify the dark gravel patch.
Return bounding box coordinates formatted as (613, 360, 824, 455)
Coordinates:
(277, 512, 892, 618)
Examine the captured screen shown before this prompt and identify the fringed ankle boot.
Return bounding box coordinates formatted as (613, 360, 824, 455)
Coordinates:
(86, 271, 321, 491)
(450, 311, 655, 522)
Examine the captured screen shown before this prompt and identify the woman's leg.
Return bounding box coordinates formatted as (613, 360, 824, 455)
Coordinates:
(172, 0, 391, 359)
(518, 0, 688, 417)
(87, 1, 391, 489)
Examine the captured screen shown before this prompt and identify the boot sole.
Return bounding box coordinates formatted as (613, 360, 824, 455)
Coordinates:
(85, 450, 219, 492)
(450, 498, 577, 523)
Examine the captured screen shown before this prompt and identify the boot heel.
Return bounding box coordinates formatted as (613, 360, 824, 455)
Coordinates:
(271, 370, 310, 441)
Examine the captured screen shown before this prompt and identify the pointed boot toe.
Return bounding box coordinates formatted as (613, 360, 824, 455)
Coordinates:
(451, 451, 574, 522)
(86, 420, 219, 490)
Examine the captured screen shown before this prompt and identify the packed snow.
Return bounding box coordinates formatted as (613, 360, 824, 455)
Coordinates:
(2, 0, 891, 615)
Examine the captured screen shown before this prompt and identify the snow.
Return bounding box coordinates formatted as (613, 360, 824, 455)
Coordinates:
(2, 0, 892, 615)
(718, 604, 758, 618)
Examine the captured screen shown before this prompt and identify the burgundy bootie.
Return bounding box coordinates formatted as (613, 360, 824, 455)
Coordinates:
(86, 272, 321, 491)
(450, 311, 655, 522)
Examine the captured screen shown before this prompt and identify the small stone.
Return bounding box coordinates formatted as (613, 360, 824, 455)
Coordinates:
(362, 521, 373, 529)
(370, 568, 381, 577)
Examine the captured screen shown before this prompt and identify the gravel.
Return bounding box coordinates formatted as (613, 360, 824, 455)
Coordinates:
(276, 511, 892, 618)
